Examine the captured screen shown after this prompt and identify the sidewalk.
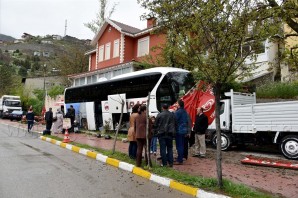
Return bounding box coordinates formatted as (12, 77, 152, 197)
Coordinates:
(2, 119, 298, 198)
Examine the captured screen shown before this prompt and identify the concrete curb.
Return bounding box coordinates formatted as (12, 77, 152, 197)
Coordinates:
(40, 136, 230, 198)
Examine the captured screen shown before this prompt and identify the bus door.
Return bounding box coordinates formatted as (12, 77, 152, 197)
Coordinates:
(107, 94, 128, 130)
(94, 101, 103, 130)
(86, 102, 96, 130)
(101, 100, 113, 130)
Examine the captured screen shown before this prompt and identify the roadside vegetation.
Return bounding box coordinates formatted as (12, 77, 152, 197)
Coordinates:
(46, 135, 274, 198)
(256, 81, 298, 99)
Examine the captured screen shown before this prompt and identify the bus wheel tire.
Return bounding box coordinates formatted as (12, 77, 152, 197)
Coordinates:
(280, 135, 298, 160)
(212, 133, 231, 151)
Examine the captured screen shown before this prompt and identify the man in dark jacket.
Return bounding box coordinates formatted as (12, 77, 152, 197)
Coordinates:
(26, 106, 34, 132)
(174, 100, 189, 164)
(154, 104, 176, 167)
(66, 105, 75, 132)
(45, 108, 53, 133)
(193, 107, 208, 157)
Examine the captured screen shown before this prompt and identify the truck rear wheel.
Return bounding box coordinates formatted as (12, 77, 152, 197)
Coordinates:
(212, 132, 231, 151)
(280, 135, 298, 160)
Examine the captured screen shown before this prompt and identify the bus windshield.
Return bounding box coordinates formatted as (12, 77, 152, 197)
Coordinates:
(156, 72, 194, 111)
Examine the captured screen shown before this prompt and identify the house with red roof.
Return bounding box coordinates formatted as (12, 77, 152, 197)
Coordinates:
(68, 18, 166, 87)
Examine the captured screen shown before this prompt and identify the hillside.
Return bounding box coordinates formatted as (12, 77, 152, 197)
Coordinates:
(0, 34, 92, 77)
(0, 34, 15, 42)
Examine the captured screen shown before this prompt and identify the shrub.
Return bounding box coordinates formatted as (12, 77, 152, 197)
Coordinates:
(256, 82, 298, 99)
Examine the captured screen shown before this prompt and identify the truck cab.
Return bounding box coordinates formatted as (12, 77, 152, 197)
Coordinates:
(207, 99, 231, 149)
(0, 95, 22, 118)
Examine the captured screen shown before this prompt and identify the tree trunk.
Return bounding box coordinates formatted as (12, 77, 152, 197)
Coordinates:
(146, 92, 152, 168)
(112, 98, 124, 154)
(214, 83, 223, 188)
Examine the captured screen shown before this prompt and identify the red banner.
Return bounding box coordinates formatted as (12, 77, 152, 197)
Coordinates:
(170, 81, 215, 127)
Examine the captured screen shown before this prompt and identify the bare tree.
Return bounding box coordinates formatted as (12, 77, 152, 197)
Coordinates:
(111, 95, 124, 154)
(85, 0, 118, 34)
(145, 92, 152, 169)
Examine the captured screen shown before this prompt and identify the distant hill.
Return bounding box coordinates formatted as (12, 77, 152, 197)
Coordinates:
(0, 34, 92, 78)
(0, 34, 15, 42)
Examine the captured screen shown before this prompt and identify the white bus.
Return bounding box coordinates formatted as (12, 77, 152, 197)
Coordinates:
(64, 67, 194, 131)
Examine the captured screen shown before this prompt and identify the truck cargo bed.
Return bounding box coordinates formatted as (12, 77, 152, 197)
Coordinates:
(232, 100, 298, 133)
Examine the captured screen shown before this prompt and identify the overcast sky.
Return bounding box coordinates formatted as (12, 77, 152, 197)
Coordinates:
(0, 0, 148, 39)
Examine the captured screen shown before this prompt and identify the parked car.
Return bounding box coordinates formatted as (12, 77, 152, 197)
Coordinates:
(9, 110, 24, 121)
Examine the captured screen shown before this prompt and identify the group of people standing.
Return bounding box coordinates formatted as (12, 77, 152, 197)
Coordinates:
(25, 105, 75, 135)
(127, 100, 209, 168)
(127, 104, 152, 167)
(45, 105, 75, 134)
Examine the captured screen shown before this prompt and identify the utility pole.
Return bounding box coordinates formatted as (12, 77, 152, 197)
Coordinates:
(43, 64, 47, 98)
(64, 19, 67, 37)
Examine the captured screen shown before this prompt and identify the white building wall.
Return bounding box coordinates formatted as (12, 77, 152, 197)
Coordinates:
(243, 39, 279, 82)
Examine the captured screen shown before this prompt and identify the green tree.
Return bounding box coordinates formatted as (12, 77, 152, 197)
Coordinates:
(18, 66, 28, 77)
(12, 84, 31, 111)
(32, 62, 40, 71)
(48, 85, 65, 98)
(264, 1, 298, 72)
(0, 65, 15, 95)
(138, 0, 278, 188)
(0, 49, 10, 65)
(23, 56, 31, 70)
(267, 0, 298, 34)
(84, 0, 118, 34)
(52, 46, 89, 86)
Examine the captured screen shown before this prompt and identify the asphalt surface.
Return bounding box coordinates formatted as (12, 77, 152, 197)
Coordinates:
(0, 124, 194, 198)
(2, 119, 297, 198)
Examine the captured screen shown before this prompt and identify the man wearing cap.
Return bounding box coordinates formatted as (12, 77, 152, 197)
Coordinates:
(154, 104, 176, 167)
(193, 107, 209, 157)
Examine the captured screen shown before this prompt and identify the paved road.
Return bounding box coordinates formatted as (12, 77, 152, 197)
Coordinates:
(0, 124, 193, 198)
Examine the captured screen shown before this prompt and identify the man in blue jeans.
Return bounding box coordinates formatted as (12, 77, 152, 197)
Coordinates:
(174, 100, 189, 165)
(154, 104, 176, 167)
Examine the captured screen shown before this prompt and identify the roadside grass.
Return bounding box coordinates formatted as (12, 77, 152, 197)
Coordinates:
(46, 135, 274, 198)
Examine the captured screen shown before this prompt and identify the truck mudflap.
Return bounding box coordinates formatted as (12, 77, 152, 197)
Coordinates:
(241, 155, 298, 170)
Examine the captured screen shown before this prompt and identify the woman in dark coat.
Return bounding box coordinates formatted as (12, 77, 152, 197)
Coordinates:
(134, 105, 152, 167)
(127, 104, 140, 159)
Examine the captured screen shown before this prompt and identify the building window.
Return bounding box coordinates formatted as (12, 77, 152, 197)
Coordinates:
(104, 71, 112, 79)
(74, 78, 80, 86)
(137, 36, 150, 57)
(80, 77, 85, 85)
(87, 76, 92, 84)
(122, 67, 131, 74)
(113, 39, 119, 58)
(242, 41, 265, 57)
(105, 42, 111, 60)
(114, 69, 122, 77)
(99, 45, 104, 62)
(92, 75, 97, 83)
